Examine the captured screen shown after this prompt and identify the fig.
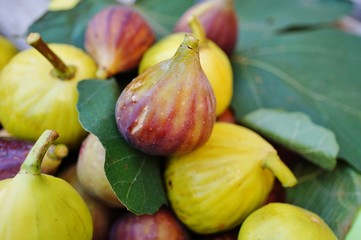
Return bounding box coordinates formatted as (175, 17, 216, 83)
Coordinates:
(0, 136, 68, 180)
(164, 122, 297, 234)
(85, 5, 155, 79)
(77, 133, 124, 208)
(237, 202, 338, 240)
(139, 17, 232, 116)
(0, 32, 97, 148)
(174, 0, 238, 56)
(58, 164, 114, 240)
(48, 0, 80, 11)
(109, 207, 190, 240)
(115, 34, 216, 156)
(0, 35, 18, 71)
(0, 130, 92, 239)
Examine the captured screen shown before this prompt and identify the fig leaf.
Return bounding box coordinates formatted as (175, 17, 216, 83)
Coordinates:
(286, 161, 361, 239)
(232, 28, 361, 171)
(77, 79, 167, 214)
(241, 108, 339, 170)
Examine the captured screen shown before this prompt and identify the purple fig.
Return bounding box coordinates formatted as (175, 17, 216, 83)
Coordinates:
(109, 207, 190, 240)
(115, 34, 216, 156)
(0, 136, 68, 180)
(85, 5, 155, 79)
(174, 0, 238, 56)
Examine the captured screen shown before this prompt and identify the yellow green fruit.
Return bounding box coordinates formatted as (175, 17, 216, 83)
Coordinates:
(0, 33, 97, 148)
(238, 202, 338, 240)
(0, 130, 93, 239)
(164, 122, 297, 234)
(139, 17, 233, 116)
(48, 0, 80, 11)
(0, 35, 18, 72)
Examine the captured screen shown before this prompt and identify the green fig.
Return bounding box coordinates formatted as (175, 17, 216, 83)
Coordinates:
(165, 122, 297, 234)
(0, 33, 97, 148)
(0, 35, 18, 72)
(238, 202, 338, 240)
(0, 130, 93, 239)
(115, 34, 216, 156)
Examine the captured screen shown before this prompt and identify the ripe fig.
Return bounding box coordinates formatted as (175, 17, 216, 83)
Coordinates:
(0, 33, 97, 148)
(48, 0, 80, 11)
(77, 133, 124, 208)
(0, 35, 18, 71)
(115, 34, 216, 156)
(58, 164, 113, 240)
(0, 130, 93, 239)
(85, 5, 155, 79)
(109, 207, 190, 240)
(139, 17, 232, 116)
(164, 122, 297, 234)
(174, 0, 238, 56)
(237, 202, 338, 240)
(0, 136, 68, 180)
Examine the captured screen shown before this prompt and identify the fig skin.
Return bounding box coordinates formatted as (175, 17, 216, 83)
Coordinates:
(77, 133, 124, 208)
(164, 122, 297, 234)
(0, 136, 68, 180)
(0, 35, 18, 71)
(115, 34, 216, 156)
(0, 37, 97, 148)
(58, 164, 114, 240)
(174, 0, 238, 56)
(0, 130, 93, 239)
(85, 5, 155, 79)
(139, 18, 233, 117)
(109, 207, 190, 240)
(237, 202, 338, 240)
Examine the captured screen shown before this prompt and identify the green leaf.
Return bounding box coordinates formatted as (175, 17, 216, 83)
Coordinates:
(236, 0, 352, 51)
(345, 208, 361, 240)
(286, 161, 361, 239)
(232, 28, 361, 171)
(77, 79, 167, 214)
(241, 108, 339, 170)
(29, 0, 116, 49)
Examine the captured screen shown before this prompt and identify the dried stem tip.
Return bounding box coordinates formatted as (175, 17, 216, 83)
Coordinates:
(26, 32, 75, 80)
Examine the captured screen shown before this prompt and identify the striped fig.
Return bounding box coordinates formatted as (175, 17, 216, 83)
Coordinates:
(85, 5, 155, 79)
(174, 0, 238, 56)
(115, 34, 216, 156)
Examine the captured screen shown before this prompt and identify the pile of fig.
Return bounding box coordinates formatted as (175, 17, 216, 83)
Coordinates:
(0, 0, 341, 239)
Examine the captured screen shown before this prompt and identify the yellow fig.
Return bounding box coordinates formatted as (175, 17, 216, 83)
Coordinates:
(48, 0, 80, 11)
(238, 202, 338, 240)
(0, 130, 93, 239)
(164, 122, 297, 234)
(139, 17, 232, 116)
(0, 35, 18, 72)
(0, 33, 97, 148)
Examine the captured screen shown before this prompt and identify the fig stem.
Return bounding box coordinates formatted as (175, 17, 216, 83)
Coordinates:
(20, 130, 59, 175)
(182, 34, 199, 52)
(262, 153, 297, 187)
(188, 16, 207, 45)
(26, 32, 76, 80)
